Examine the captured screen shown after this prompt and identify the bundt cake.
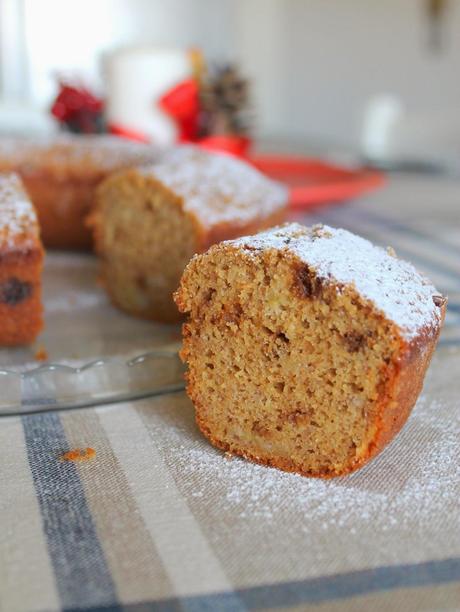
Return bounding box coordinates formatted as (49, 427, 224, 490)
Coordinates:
(0, 173, 44, 346)
(0, 135, 160, 249)
(175, 223, 447, 477)
(89, 146, 288, 323)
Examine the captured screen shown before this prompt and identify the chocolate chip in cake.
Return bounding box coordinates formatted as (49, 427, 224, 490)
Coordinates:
(343, 331, 366, 352)
(432, 294, 446, 308)
(223, 302, 243, 325)
(135, 275, 148, 290)
(203, 288, 216, 303)
(0, 278, 32, 305)
(276, 332, 290, 344)
(296, 265, 323, 298)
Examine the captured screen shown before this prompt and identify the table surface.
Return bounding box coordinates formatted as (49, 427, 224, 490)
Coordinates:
(1, 171, 459, 612)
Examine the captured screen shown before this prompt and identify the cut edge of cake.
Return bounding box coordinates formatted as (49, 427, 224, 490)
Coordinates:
(89, 148, 288, 322)
(0, 172, 44, 346)
(175, 222, 446, 478)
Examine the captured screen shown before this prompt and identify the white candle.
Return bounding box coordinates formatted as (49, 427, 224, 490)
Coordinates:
(105, 46, 194, 145)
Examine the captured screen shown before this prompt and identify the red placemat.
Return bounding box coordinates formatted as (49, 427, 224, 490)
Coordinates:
(250, 155, 386, 209)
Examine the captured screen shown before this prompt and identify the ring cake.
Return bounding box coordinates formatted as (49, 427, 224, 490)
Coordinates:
(175, 223, 447, 477)
(0, 173, 44, 346)
(0, 135, 160, 250)
(90, 146, 288, 322)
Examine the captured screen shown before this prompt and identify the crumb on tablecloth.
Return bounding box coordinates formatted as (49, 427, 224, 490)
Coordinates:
(60, 447, 96, 462)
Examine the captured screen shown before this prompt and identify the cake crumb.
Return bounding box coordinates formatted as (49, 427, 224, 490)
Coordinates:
(386, 246, 397, 258)
(60, 447, 96, 462)
(34, 347, 48, 362)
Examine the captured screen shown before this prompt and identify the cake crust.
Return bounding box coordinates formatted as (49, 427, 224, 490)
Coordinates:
(175, 223, 446, 477)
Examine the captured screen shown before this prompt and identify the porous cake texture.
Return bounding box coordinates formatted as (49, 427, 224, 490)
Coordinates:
(90, 146, 288, 322)
(0, 135, 160, 249)
(175, 223, 446, 477)
(0, 173, 44, 345)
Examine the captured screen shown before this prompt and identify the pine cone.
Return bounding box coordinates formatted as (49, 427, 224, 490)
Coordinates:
(200, 64, 251, 136)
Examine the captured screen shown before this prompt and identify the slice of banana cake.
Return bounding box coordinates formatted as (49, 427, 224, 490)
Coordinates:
(175, 223, 446, 477)
(90, 146, 287, 322)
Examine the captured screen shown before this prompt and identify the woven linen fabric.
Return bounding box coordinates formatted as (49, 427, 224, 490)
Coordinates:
(0, 173, 459, 612)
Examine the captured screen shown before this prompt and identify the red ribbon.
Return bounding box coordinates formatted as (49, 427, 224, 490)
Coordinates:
(159, 78, 251, 158)
(159, 78, 200, 142)
(86, 78, 251, 157)
(108, 123, 150, 143)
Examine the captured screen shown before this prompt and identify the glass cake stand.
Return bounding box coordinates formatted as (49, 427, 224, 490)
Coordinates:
(0, 253, 185, 416)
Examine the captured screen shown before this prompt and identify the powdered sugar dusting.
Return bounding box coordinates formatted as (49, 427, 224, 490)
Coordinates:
(230, 222, 443, 340)
(139, 146, 288, 227)
(150, 379, 459, 544)
(0, 135, 161, 175)
(0, 173, 38, 248)
(175, 400, 458, 528)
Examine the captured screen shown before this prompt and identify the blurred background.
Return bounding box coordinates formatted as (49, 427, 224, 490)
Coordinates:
(1, 0, 460, 164)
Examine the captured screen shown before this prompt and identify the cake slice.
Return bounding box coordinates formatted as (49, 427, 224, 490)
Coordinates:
(89, 146, 287, 322)
(175, 223, 446, 477)
(0, 173, 44, 346)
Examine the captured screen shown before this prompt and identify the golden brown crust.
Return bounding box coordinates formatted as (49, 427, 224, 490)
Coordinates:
(15, 174, 99, 249)
(363, 311, 446, 470)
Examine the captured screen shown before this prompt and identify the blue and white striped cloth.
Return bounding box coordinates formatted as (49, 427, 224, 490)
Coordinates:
(1, 172, 459, 612)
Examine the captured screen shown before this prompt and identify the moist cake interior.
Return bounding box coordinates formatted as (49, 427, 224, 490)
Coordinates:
(96, 172, 197, 322)
(180, 247, 402, 477)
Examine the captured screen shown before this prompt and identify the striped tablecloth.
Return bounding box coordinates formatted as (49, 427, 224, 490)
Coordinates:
(1, 172, 459, 612)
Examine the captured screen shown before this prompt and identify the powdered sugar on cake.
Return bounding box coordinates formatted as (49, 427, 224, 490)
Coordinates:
(231, 222, 443, 340)
(0, 173, 37, 248)
(0, 135, 160, 174)
(139, 146, 288, 226)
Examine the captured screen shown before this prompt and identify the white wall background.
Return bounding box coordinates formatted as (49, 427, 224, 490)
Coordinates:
(1, 0, 460, 148)
(22, 0, 236, 102)
(234, 0, 460, 147)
